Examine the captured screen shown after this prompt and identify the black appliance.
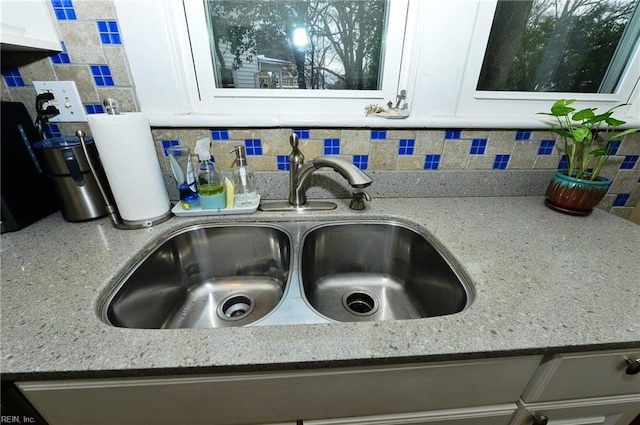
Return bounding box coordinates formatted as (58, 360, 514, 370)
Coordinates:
(1, 101, 60, 233)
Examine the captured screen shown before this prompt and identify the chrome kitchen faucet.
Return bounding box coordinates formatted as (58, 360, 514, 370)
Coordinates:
(259, 133, 373, 211)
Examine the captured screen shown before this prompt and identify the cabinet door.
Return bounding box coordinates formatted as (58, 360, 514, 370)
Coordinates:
(0, 0, 61, 51)
(18, 356, 541, 425)
(522, 350, 640, 402)
(305, 404, 517, 425)
(510, 394, 640, 425)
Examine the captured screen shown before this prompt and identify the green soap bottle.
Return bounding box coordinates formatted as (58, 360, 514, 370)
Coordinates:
(194, 138, 226, 210)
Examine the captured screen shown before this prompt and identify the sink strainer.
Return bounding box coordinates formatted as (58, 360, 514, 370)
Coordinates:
(217, 294, 256, 321)
(342, 290, 379, 316)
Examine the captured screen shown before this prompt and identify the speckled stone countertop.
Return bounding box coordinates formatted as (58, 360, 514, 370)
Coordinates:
(1, 196, 639, 381)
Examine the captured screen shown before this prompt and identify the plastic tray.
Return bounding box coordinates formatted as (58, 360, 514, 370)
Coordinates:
(171, 195, 260, 217)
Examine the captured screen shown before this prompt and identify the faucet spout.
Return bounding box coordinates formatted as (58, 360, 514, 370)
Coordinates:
(310, 156, 373, 188)
(291, 156, 372, 207)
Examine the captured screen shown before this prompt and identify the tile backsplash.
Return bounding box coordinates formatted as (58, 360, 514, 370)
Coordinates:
(2, 0, 639, 219)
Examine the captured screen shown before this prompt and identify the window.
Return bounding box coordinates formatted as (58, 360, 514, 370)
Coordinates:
(454, 0, 640, 122)
(477, 0, 640, 94)
(204, 0, 389, 91)
(113, 0, 640, 127)
(182, 0, 409, 117)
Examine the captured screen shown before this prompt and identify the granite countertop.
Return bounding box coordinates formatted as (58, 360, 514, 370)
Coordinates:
(1, 196, 639, 381)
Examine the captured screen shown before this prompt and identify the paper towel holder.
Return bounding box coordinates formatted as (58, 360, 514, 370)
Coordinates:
(75, 129, 172, 230)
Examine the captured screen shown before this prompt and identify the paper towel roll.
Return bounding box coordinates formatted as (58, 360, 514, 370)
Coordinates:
(87, 113, 170, 222)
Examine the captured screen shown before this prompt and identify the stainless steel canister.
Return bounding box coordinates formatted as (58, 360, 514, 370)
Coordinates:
(34, 136, 113, 222)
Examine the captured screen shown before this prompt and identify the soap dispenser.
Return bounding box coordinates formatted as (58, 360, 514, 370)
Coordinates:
(194, 138, 226, 209)
(230, 145, 258, 207)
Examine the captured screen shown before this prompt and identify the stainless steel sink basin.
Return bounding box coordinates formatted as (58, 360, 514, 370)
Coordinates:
(103, 225, 291, 328)
(300, 222, 469, 322)
(101, 221, 472, 328)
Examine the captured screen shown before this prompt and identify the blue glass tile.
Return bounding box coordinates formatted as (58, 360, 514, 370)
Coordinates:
(90, 65, 115, 86)
(470, 138, 487, 155)
(97, 21, 122, 44)
(293, 129, 310, 139)
(162, 140, 180, 156)
(515, 130, 532, 141)
(245, 139, 263, 155)
(398, 139, 415, 156)
(424, 154, 441, 170)
(50, 41, 70, 64)
(613, 193, 630, 207)
(210, 129, 229, 140)
(353, 155, 369, 170)
(621, 155, 639, 169)
(371, 130, 387, 140)
(493, 154, 510, 170)
(606, 140, 622, 155)
(324, 138, 340, 155)
(558, 155, 569, 170)
(538, 140, 555, 155)
(445, 130, 461, 140)
(1, 67, 25, 87)
(277, 155, 290, 171)
(51, 0, 76, 20)
(45, 123, 62, 138)
(85, 104, 105, 114)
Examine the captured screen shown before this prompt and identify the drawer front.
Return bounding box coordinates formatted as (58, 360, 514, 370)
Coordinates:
(521, 350, 640, 402)
(306, 404, 518, 425)
(19, 356, 541, 425)
(510, 394, 640, 425)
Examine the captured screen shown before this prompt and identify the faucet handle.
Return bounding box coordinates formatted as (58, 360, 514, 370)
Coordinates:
(290, 133, 299, 149)
(349, 190, 371, 210)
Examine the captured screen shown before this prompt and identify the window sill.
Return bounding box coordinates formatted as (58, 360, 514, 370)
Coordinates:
(144, 111, 640, 129)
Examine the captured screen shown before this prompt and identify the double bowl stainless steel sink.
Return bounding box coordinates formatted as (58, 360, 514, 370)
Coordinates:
(101, 221, 473, 328)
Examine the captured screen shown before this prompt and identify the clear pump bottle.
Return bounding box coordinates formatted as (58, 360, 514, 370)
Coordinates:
(194, 138, 226, 209)
(230, 145, 258, 207)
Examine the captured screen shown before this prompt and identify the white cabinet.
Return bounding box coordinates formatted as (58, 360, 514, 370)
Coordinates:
(0, 0, 61, 51)
(17, 356, 542, 425)
(510, 349, 640, 425)
(17, 350, 638, 425)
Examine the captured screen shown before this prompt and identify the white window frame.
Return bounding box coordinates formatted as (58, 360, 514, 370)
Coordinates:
(114, 0, 640, 128)
(186, 0, 408, 103)
(454, 1, 640, 123)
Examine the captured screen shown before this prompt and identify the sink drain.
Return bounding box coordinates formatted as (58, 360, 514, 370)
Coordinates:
(217, 294, 256, 321)
(342, 290, 379, 316)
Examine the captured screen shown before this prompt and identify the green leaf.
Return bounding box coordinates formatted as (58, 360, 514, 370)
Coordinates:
(604, 116, 625, 127)
(571, 127, 591, 142)
(572, 108, 595, 121)
(554, 99, 575, 107)
(610, 128, 640, 140)
(550, 105, 575, 117)
(589, 148, 608, 157)
(551, 128, 572, 138)
(584, 112, 612, 126)
(549, 99, 576, 117)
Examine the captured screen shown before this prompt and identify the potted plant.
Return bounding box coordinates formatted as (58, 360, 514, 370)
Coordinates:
(538, 99, 639, 216)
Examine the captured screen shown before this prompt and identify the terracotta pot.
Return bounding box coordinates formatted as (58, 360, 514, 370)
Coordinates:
(545, 171, 611, 216)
